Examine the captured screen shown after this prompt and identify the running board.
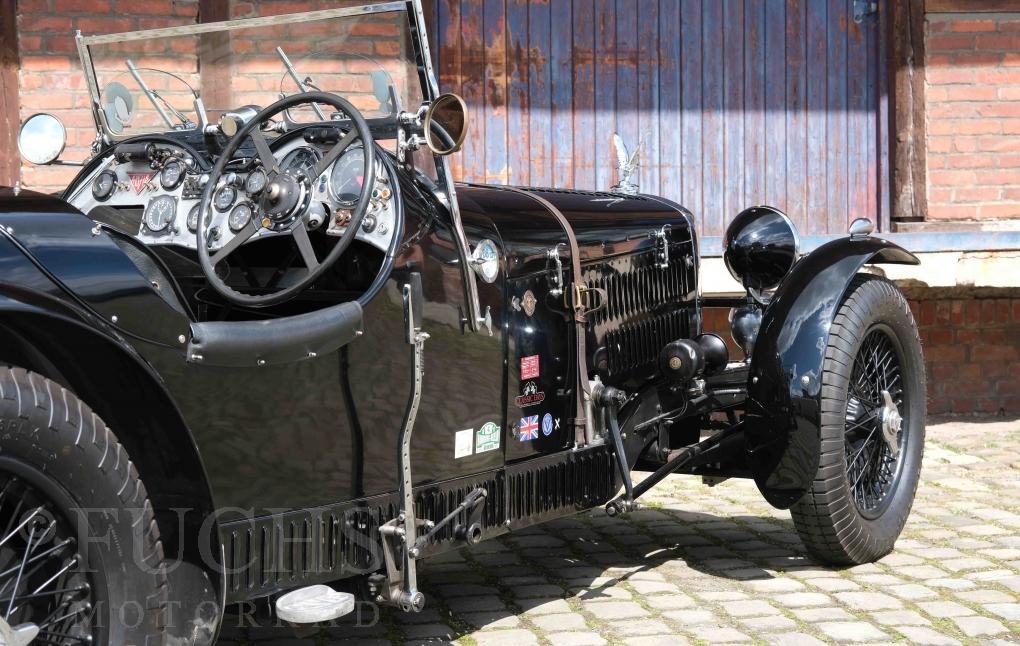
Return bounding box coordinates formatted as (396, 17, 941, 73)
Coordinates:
(275, 585, 355, 624)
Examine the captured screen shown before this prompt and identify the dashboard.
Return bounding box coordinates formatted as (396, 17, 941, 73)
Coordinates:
(65, 133, 398, 255)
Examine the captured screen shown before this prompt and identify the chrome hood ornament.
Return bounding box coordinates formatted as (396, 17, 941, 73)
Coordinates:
(610, 132, 644, 196)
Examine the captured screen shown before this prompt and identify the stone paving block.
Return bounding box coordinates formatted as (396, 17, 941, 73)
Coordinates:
(581, 600, 648, 620)
(833, 592, 903, 611)
(952, 615, 1009, 637)
(887, 584, 938, 600)
(472, 629, 539, 646)
(807, 578, 861, 592)
(893, 626, 963, 646)
(460, 611, 521, 629)
(743, 577, 806, 593)
(738, 614, 798, 631)
(528, 612, 589, 632)
(721, 599, 778, 617)
(401, 623, 456, 639)
(517, 598, 573, 616)
(870, 610, 930, 626)
(985, 602, 1020, 621)
(661, 609, 718, 625)
(628, 580, 680, 595)
(791, 607, 857, 622)
(764, 633, 829, 646)
(954, 588, 1015, 603)
(544, 631, 607, 645)
(446, 595, 507, 613)
(511, 584, 565, 598)
(774, 592, 834, 608)
(916, 600, 976, 617)
(623, 636, 692, 646)
(609, 619, 673, 636)
(816, 621, 889, 643)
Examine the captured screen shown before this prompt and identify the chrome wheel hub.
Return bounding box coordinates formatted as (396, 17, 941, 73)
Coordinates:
(880, 390, 902, 458)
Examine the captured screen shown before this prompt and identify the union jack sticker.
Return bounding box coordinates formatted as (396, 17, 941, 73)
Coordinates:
(518, 415, 540, 441)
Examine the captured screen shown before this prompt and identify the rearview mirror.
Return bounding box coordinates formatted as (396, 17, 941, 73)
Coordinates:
(18, 113, 66, 165)
(423, 94, 467, 155)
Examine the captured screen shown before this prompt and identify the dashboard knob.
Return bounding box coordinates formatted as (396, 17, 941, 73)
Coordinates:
(361, 215, 377, 233)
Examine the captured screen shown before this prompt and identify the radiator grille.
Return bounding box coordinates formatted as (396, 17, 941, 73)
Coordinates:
(583, 241, 698, 381)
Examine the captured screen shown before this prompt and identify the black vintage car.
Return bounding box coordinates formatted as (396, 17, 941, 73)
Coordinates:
(0, 2, 925, 644)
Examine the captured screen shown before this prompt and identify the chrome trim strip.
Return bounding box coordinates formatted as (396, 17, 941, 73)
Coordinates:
(79, 2, 407, 45)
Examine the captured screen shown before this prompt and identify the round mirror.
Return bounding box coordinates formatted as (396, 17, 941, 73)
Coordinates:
(101, 81, 134, 134)
(423, 93, 468, 155)
(18, 113, 66, 165)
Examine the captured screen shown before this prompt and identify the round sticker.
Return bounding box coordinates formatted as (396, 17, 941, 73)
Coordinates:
(542, 413, 554, 437)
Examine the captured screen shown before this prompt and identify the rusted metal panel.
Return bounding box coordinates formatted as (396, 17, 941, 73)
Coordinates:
(433, 0, 888, 235)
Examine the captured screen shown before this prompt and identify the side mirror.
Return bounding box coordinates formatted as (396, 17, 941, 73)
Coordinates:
(18, 113, 67, 165)
(423, 93, 468, 156)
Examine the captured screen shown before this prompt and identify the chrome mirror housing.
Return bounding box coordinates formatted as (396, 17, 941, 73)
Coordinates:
(18, 113, 67, 165)
(422, 93, 468, 156)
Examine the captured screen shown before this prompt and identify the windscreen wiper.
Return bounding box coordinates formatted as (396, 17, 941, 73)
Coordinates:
(126, 59, 195, 129)
(276, 47, 327, 121)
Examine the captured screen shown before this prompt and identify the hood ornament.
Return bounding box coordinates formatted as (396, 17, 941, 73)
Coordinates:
(610, 132, 644, 196)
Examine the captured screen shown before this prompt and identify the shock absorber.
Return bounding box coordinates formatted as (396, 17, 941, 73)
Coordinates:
(591, 382, 637, 516)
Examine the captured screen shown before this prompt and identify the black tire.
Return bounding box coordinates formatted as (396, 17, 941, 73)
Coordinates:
(791, 275, 925, 565)
(0, 366, 167, 644)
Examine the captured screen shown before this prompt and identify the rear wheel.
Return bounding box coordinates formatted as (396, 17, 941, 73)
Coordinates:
(0, 367, 167, 644)
(791, 275, 925, 565)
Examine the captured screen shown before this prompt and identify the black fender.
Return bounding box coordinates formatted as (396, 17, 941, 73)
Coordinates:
(745, 236, 919, 509)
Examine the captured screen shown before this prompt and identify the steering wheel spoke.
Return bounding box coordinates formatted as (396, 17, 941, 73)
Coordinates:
(210, 220, 259, 266)
(292, 224, 320, 271)
(311, 130, 358, 180)
(249, 129, 280, 174)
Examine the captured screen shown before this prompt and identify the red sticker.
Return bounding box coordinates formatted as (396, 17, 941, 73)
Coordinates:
(521, 355, 540, 380)
(128, 172, 154, 194)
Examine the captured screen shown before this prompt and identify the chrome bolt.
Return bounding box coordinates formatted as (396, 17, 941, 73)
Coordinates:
(178, 335, 186, 344)
(257, 359, 266, 367)
(110, 315, 118, 323)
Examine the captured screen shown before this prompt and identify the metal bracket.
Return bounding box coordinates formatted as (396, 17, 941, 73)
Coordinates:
(546, 244, 565, 297)
(853, 0, 878, 23)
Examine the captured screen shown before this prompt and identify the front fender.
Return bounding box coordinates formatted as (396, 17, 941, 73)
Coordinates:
(746, 236, 919, 509)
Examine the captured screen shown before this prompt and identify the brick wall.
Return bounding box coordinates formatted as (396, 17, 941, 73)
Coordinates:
(706, 296, 1020, 417)
(16, 0, 198, 193)
(925, 12, 1020, 221)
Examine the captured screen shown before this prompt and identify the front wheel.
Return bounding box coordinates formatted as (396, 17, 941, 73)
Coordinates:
(0, 367, 167, 644)
(791, 275, 926, 565)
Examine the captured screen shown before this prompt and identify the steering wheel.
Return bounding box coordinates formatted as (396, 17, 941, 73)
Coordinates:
(197, 91, 376, 307)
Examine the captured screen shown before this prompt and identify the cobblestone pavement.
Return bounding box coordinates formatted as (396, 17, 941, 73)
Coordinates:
(218, 417, 1020, 645)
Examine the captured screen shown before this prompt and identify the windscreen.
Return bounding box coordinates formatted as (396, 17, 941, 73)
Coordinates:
(84, 7, 421, 137)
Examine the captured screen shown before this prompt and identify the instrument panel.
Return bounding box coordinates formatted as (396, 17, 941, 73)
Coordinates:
(67, 136, 397, 255)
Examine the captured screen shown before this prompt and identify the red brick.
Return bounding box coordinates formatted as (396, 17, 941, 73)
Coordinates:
(930, 328, 953, 344)
(931, 362, 957, 380)
(927, 345, 967, 363)
(983, 361, 1008, 378)
(949, 19, 997, 33)
(950, 398, 979, 413)
(958, 363, 981, 379)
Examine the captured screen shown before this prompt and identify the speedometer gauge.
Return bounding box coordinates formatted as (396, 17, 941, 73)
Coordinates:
(143, 195, 176, 232)
(160, 160, 185, 190)
(245, 169, 267, 195)
(228, 202, 254, 232)
(329, 146, 366, 206)
(187, 204, 201, 232)
(214, 186, 236, 211)
(280, 146, 322, 179)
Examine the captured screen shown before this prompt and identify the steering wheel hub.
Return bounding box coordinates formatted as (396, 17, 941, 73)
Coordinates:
(261, 172, 308, 225)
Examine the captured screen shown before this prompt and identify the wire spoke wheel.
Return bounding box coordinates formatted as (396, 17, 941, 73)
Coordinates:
(0, 474, 96, 645)
(844, 326, 906, 517)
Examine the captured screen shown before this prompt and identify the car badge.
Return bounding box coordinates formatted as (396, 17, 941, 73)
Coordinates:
(128, 172, 154, 195)
(521, 290, 537, 317)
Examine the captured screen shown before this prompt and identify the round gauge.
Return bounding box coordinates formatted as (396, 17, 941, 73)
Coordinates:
(187, 203, 201, 233)
(143, 195, 176, 232)
(228, 202, 253, 232)
(329, 146, 366, 207)
(280, 146, 322, 179)
(245, 169, 267, 195)
(160, 160, 185, 190)
(92, 170, 117, 201)
(214, 185, 236, 212)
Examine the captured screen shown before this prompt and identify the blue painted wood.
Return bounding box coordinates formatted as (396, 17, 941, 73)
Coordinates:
(594, 0, 617, 193)
(571, 0, 596, 190)
(658, 0, 682, 204)
(701, 0, 725, 237)
(434, 0, 887, 236)
(637, 0, 660, 194)
(549, 0, 573, 188)
(528, 0, 552, 187)
(722, 0, 745, 231)
(680, 0, 703, 226)
(483, 0, 508, 183)
(506, 0, 530, 185)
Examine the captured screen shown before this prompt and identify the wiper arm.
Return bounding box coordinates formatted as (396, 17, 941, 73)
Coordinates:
(126, 60, 194, 129)
(276, 47, 327, 121)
